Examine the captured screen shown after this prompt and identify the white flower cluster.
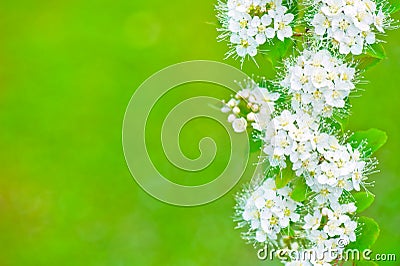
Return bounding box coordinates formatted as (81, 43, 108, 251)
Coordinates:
(221, 80, 280, 132)
(242, 179, 300, 242)
(215, 0, 397, 260)
(309, 0, 391, 55)
(217, 0, 294, 58)
(299, 202, 358, 265)
(281, 49, 356, 118)
(228, 49, 374, 263)
(283, 203, 357, 266)
(263, 108, 369, 197)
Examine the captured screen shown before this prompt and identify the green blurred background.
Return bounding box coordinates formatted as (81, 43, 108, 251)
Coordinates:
(0, 0, 399, 265)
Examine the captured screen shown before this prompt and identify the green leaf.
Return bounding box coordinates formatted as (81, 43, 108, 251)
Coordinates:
(326, 112, 350, 132)
(276, 164, 296, 189)
(366, 43, 386, 59)
(336, 115, 350, 132)
(353, 192, 375, 213)
(250, 135, 262, 153)
(348, 128, 388, 157)
(355, 44, 387, 71)
(262, 38, 294, 67)
(346, 216, 380, 251)
(355, 260, 378, 266)
(290, 177, 307, 202)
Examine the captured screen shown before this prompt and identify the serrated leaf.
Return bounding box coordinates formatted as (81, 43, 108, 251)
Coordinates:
(290, 177, 307, 202)
(348, 128, 388, 157)
(276, 164, 296, 189)
(353, 192, 375, 213)
(356, 44, 387, 70)
(346, 216, 380, 251)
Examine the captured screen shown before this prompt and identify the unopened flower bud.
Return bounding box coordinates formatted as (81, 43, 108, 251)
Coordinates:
(247, 112, 256, 121)
(232, 106, 240, 114)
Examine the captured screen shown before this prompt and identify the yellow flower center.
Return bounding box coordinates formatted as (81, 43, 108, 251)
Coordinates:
(241, 39, 249, 48)
(265, 199, 274, 208)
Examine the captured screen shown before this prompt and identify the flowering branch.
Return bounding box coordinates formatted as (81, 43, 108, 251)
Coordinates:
(215, 0, 398, 265)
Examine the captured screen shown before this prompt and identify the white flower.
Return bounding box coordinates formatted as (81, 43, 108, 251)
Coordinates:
(273, 6, 294, 41)
(222, 80, 281, 132)
(248, 15, 275, 44)
(323, 237, 345, 253)
(311, 67, 329, 89)
(363, 30, 376, 44)
(236, 88, 251, 99)
(363, 0, 377, 13)
(273, 110, 296, 130)
(341, 217, 357, 242)
(312, 13, 331, 36)
(222, 1, 384, 261)
(252, 106, 273, 130)
(322, 203, 350, 222)
(243, 186, 264, 229)
(374, 9, 386, 33)
(243, 206, 261, 229)
(290, 140, 313, 163)
(247, 112, 256, 121)
(351, 161, 366, 191)
(288, 124, 313, 142)
(323, 86, 348, 108)
(303, 210, 322, 230)
(324, 218, 344, 237)
(287, 65, 313, 92)
(321, 0, 345, 17)
(254, 190, 277, 209)
(240, 179, 300, 243)
(232, 117, 248, 132)
(347, 1, 373, 32)
(232, 106, 241, 114)
(331, 14, 359, 40)
(344, 202, 357, 213)
(282, 49, 357, 117)
(229, 13, 252, 33)
(255, 229, 267, 242)
(307, 0, 393, 55)
(251, 87, 280, 106)
(339, 35, 364, 55)
(231, 33, 258, 57)
(293, 153, 319, 176)
(227, 113, 236, 123)
(310, 245, 337, 264)
(285, 260, 312, 266)
(260, 214, 281, 239)
(271, 130, 293, 156)
(312, 184, 343, 204)
(218, 0, 295, 59)
(317, 161, 340, 186)
(309, 229, 328, 246)
(276, 199, 300, 227)
(227, 98, 238, 108)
